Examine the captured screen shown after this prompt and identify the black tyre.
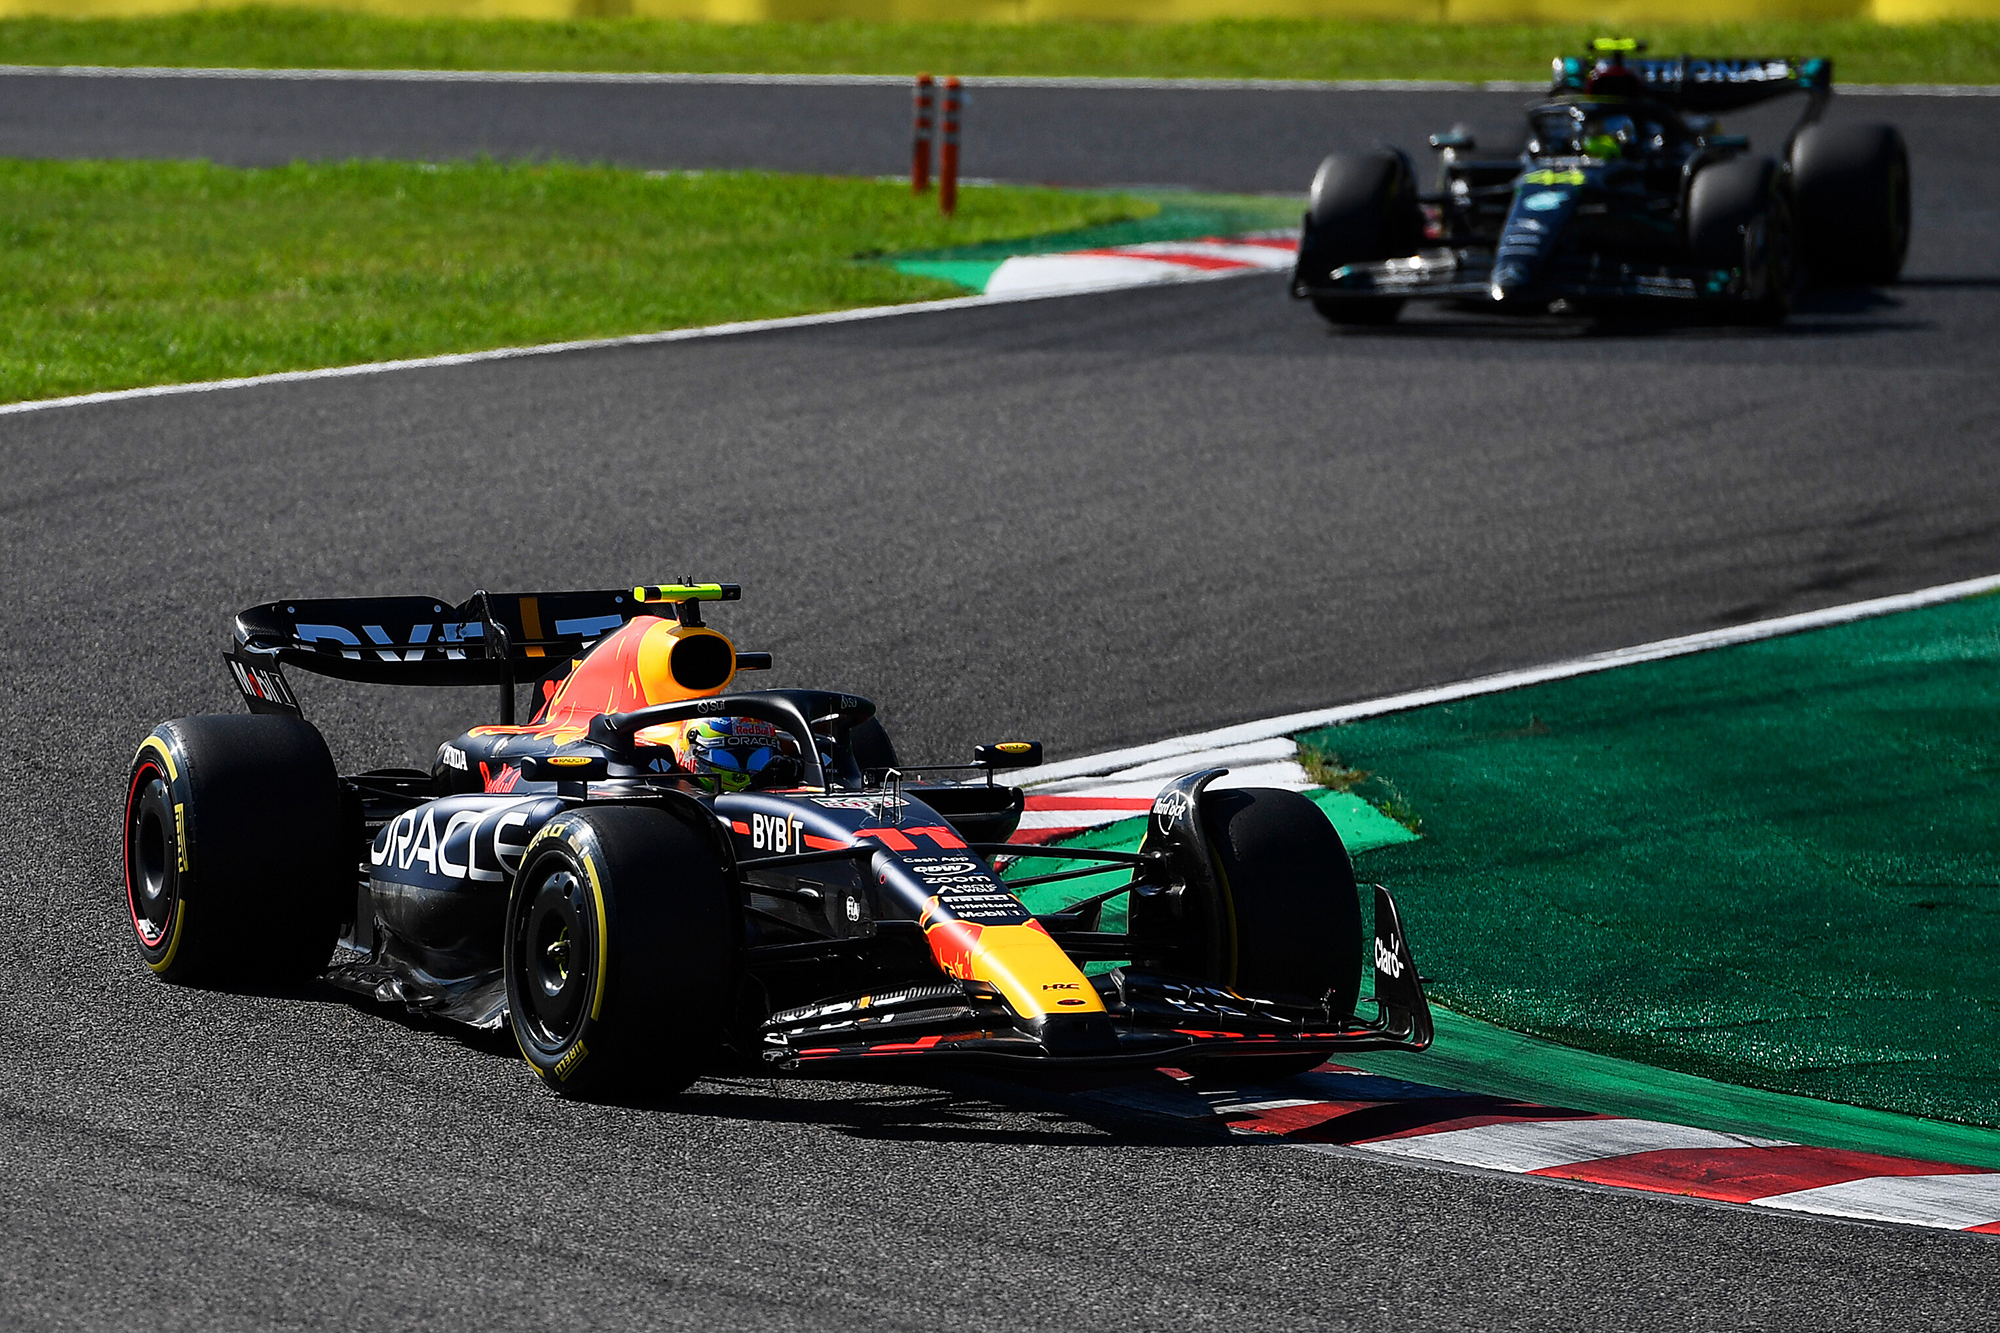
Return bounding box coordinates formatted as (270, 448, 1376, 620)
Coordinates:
(1175, 788, 1362, 1080)
(1688, 155, 1795, 324)
(1310, 296, 1403, 326)
(505, 805, 736, 1098)
(1791, 121, 1910, 285)
(1297, 150, 1420, 327)
(1207, 788, 1362, 1008)
(848, 716, 899, 775)
(122, 714, 346, 986)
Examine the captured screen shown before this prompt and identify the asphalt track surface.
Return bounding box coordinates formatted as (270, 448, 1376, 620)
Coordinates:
(4, 66, 1981, 190)
(5, 78, 2000, 1330)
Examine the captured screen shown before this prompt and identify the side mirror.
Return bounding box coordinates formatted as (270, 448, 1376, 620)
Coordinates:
(521, 750, 611, 783)
(1428, 128, 1474, 152)
(973, 741, 1043, 770)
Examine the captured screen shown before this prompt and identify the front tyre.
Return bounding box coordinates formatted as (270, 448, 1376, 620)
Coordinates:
(505, 806, 736, 1099)
(123, 715, 345, 986)
(1688, 155, 1795, 325)
(1311, 296, 1405, 326)
(1296, 150, 1421, 328)
(1161, 788, 1363, 1081)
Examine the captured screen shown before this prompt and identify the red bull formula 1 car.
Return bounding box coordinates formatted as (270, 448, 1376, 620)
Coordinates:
(123, 583, 1433, 1097)
(1292, 40, 1909, 325)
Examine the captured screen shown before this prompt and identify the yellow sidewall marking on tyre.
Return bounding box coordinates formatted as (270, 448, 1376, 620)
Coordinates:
(552, 1040, 589, 1082)
(1209, 849, 1242, 988)
(133, 736, 186, 973)
(137, 734, 178, 783)
(148, 901, 186, 975)
(582, 853, 609, 1022)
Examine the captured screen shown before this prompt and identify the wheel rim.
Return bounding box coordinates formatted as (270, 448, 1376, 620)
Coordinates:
(514, 866, 591, 1048)
(125, 768, 176, 948)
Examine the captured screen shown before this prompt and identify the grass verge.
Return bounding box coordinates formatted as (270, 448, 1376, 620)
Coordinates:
(0, 10, 1994, 86)
(0, 158, 1151, 404)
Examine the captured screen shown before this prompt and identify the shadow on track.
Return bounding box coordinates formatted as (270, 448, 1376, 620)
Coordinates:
(1304, 277, 2000, 341)
(663, 1076, 1232, 1147)
(1318, 306, 1928, 342)
(320, 987, 1230, 1145)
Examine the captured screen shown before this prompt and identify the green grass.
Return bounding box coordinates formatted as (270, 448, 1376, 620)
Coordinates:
(0, 158, 1151, 404)
(1299, 594, 2000, 1129)
(0, 9, 1995, 85)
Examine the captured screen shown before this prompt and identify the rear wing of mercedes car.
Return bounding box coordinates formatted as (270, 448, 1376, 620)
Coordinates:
(1554, 50, 1833, 114)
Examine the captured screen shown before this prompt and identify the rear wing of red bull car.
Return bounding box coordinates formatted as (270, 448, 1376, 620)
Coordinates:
(225, 583, 765, 722)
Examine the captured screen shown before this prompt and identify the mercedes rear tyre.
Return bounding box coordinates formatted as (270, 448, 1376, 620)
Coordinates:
(123, 714, 346, 986)
(1790, 122, 1910, 285)
(505, 806, 736, 1099)
(1297, 150, 1421, 327)
(1689, 155, 1795, 324)
(1182, 787, 1363, 1081)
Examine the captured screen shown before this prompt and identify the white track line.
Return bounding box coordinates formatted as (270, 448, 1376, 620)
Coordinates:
(0, 288, 1072, 419)
(0, 65, 1989, 96)
(1021, 572, 2000, 786)
(0, 230, 1303, 417)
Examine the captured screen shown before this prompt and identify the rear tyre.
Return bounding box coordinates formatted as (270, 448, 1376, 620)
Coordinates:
(1297, 150, 1420, 328)
(1180, 788, 1363, 1081)
(848, 716, 899, 776)
(1790, 122, 1910, 285)
(122, 715, 346, 986)
(505, 806, 736, 1099)
(1688, 155, 1795, 324)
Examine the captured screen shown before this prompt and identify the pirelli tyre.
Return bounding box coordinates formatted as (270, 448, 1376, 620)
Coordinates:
(123, 714, 346, 985)
(1688, 155, 1796, 324)
(1297, 149, 1423, 327)
(1790, 121, 1911, 285)
(1179, 787, 1363, 1080)
(505, 805, 736, 1099)
(848, 716, 899, 777)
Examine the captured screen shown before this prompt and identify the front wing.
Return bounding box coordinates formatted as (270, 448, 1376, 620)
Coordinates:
(760, 885, 1434, 1073)
(1294, 249, 1732, 305)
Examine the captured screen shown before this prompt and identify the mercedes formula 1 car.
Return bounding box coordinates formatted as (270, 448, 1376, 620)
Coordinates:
(1292, 40, 1910, 325)
(123, 583, 1433, 1097)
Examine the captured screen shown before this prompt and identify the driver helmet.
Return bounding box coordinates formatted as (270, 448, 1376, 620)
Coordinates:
(1583, 112, 1638, 160)
(677, 716, 803, 792)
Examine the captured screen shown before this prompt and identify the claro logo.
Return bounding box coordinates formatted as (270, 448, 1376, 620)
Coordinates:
(1374, 934, 1406, 979)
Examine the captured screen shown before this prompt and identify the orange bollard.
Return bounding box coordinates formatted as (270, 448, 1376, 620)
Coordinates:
(939, 76, 962, 218)
(911, 73, 934, 195)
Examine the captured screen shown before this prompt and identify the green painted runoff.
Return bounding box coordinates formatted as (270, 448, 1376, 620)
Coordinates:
(885, 191, 1303, 289)
(1301, 592, 2000, 1130)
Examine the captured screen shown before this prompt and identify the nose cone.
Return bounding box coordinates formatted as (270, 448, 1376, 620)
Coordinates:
(1492, 180, 1578, 301)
